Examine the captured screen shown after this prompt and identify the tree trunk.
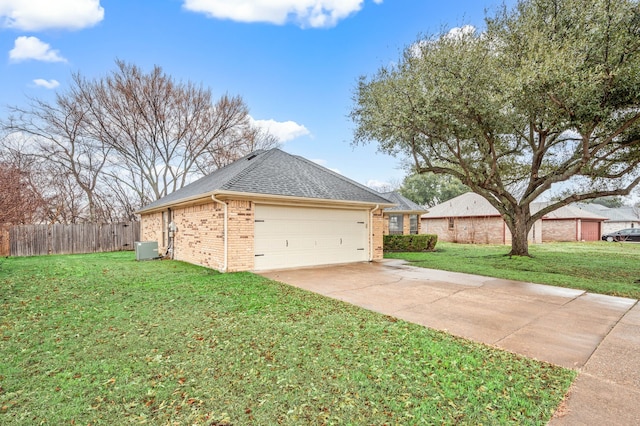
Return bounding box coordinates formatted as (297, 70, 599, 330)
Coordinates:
(508, 209, 531, 256)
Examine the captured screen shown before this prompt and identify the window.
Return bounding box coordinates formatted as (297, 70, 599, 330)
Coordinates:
(410, 214, 418, 234)
(448, 217, 455, 230)
(389, 214, 404, 235)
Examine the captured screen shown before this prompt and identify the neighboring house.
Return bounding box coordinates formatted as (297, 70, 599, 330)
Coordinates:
(535, 201, 606, 242)
(575, 203, 640, 234)
(421, 192, 606, 244)
(137, 149, 394, 272)
(380, 191, 428, 235)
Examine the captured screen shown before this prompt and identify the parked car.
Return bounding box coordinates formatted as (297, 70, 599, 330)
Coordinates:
(601, 228, 640, 242)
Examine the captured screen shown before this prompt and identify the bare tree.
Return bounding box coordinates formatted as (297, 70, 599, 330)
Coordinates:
(195, 121, 279, 174)
(76, 60, 275, 202)
(1, 60, 276, 222)
(0, 138, 46, 224)
(3, 93, 110, 222)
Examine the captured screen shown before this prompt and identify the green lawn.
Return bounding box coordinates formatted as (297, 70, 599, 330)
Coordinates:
(0, 252, 574, 425)
(386, 241, 640, 299)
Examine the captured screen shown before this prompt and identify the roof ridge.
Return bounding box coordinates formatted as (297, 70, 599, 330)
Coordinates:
(291, 152, 392, 201)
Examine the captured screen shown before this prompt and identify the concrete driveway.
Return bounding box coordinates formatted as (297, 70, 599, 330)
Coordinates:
(259, 259, 640, 425)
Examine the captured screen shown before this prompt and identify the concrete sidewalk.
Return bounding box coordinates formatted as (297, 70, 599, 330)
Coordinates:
(259, 260, 640, 425)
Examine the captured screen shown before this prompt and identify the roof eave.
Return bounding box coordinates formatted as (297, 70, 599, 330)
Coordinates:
(135, 192, 218, 215)
(384, 209, 428, 214)
(136, 190, 395, 215)
(215, 190, 395, 208)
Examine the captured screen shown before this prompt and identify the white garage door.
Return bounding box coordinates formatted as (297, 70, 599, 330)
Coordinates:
(254, 205, 369, 270)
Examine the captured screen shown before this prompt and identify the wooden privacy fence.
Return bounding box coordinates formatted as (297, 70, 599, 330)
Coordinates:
(8, 222, 140, 257)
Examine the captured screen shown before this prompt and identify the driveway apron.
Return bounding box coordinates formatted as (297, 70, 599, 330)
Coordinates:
(259, 259, 640, 425)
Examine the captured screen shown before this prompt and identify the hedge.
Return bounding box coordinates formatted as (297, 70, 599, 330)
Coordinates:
(383, 234, 438, 252)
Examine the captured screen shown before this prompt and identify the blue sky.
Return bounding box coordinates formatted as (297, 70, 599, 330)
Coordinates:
(0, 0, 513, 189)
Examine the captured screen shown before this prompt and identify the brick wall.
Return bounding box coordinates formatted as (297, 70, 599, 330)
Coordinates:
(140, 212, 165, 252)
(542, 219, 578, 242)
(140, 200, 256, 272)
(422, 216, 506, 244)
(372, 209, 385, 260)
(172, 202, 225, 270)
(226, 200, 254, 272)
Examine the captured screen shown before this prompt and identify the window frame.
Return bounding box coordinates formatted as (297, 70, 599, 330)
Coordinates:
(409, 214, 419, 234)
(389, 214, 404, 235)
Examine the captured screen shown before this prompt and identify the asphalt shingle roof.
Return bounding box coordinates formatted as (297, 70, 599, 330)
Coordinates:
(381, 191, 427, 213)
(422, 192, 499, 218)
(575, 203, 640, 222)
(138, 149, 393, 213)
(422, 192, 607, 220)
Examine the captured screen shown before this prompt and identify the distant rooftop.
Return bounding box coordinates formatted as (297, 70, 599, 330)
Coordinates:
(575, 203, 640, 222)
(422, 192, 607, 220)
(380, 191, 427, 213)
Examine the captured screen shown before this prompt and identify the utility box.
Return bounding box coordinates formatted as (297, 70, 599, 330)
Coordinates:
(135, 241, 159, 261)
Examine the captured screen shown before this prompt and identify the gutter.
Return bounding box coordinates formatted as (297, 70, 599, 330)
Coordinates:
(370, 204, 380, 261)
(137, 190, 395, 215)
(211, 195, 228, 273)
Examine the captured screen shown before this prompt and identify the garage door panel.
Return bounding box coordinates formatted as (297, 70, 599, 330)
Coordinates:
(581, 221, 600, 241)
(254, 205, 368, 270)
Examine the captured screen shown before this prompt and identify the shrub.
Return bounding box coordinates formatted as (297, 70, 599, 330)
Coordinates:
(384, 234, 437, 252)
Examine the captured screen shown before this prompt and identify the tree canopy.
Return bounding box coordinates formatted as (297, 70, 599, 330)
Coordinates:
(351, 0, 640, 255)
(399, 173, 468, 207)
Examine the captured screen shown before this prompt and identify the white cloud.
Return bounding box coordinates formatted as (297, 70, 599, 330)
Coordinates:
(183, 0, 381, 28)
(0, 0, 104, 31)
(445, 25, 476, 40)
(33, 78, 60, 89)
(410, 25, 478, 58)
(250, 117, 310, 142)
(9, 36, 66, 62)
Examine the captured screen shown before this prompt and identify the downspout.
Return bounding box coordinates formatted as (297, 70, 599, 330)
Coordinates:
(370, 204, 380, 261)
(168, 208, 174, 259)
(211, 195, 228, 273)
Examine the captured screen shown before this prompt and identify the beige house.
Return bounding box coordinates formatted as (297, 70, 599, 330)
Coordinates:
(421, 192, 606, 244)
(380, 191, 427, 235)
(137, 149, 394, 272)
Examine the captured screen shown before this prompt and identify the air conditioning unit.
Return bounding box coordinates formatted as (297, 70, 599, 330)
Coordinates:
(135, 241, 159, 261)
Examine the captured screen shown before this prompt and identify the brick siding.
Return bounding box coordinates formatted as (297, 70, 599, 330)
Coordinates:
(141, 201, 384, 270)
(173, 202, 225, 270)
(372, 209, 384, 260)
(422, 216, 506, 244)
(226, 200, 254, 272)
(542, 219, 578, 242)
(140, 211, 165, 252)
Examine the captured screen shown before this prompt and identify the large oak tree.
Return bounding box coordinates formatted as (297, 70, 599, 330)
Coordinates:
(351, 0, 640, 255)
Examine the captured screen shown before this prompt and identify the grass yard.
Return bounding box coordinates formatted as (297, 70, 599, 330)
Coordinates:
(0, 252, 575, 425)
(386, 241, 640, 299)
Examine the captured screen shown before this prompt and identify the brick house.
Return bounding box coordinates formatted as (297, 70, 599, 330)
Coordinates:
(380, 191, 427, 235)
(421, 192, 606, 244)
(575, 203, 640, 234)
(137, 149, 394, 272)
